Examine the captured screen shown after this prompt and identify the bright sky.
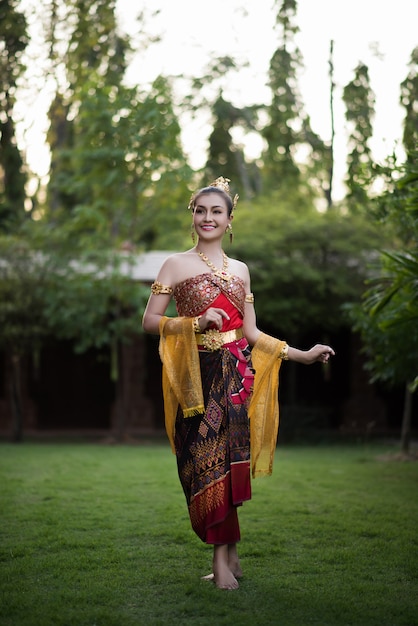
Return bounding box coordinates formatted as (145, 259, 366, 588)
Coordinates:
(18, 0, 418, 200)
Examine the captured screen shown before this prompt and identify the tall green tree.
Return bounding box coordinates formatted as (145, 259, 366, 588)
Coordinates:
(0, 0, 28, 231)
(400, 46, 418, 160)
(261, 0, 331, 206)
(347, 153, 418, 453)
(342, 62, 375, 209)
(0, 0, 191, 439)
(300, 40, 335, 209)
(0, 230, 150, 441)
(262, 0, 302, 190)
(181, 54, 261, 198)
(233, 195, 383, 338)
(45, 0, 129, 227)
(300, 115, 333, 210)
(44, 0, 190, 249)
(205, 93, 260, 199)
(0, 233, 55, 441)
(232, 192, 385, 416)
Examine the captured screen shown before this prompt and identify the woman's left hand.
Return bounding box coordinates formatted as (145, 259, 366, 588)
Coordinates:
(305, 344, 335, 365)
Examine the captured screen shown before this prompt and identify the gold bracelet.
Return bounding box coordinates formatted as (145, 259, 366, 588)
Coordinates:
(151, 281, 173, 295)
(279, 343, 289, 360)
(192, 316, 202, 333)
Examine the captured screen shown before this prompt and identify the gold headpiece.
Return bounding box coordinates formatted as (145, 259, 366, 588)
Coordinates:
(210, 176, 231, 193)
(188, 176, 239, 212)
(210, 177, 239, 212)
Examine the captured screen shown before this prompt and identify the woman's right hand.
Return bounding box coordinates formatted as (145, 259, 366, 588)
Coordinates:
(199, 308, 230, 331)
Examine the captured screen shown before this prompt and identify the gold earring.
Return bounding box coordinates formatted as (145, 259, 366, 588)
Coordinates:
(226, 223, 233, 244)
(190, 222, 196, 243)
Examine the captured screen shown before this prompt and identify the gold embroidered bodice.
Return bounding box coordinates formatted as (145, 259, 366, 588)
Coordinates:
(173, 273, 246, 317)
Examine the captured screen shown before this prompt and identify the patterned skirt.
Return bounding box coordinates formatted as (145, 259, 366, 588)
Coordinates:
(174, 338, 254, 544)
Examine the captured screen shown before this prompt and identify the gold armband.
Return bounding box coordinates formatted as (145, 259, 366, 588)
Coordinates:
(192, 316, 202, 333)
(245, 293, 254, 304)
(279, 343, 289, 360)
(151, 281, 173, 295)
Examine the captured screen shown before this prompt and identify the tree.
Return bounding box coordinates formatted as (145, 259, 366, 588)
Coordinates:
(342, 62, 375, 209)
(300, 40, 335, 209)
(0, 1, 192, 439)
(0, 229, 150, 441)
(0, 234, 54, 441)
(346, 52, 418, 449)
(205, 93, 260, 199)
(261, 0, 331, 207)
(45, 0, 128, 222)
(300, 114, 333, 210)
(231, 192, 385, 422)
(0, 0, 28, 231)
(180, 53, 262, 199)
(400, 46, 418, 161)
(347, 153, 418, 453)
(233, 195, 384, 338)
(43, 0, 191, 249)
(262, 0, 303, 190)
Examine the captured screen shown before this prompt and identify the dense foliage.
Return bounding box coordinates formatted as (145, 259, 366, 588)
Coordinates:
(0, 0, 417, 438)
(0, 0, 28, 231)
(346, 153, 418, 450)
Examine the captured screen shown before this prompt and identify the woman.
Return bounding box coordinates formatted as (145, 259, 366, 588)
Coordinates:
(142, 177, 334, 590)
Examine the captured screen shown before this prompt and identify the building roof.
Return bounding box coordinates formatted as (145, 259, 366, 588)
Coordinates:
(121, 251, 174, 282)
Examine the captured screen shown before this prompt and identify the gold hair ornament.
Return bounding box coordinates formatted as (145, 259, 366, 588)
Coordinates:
(190, 222, 196, 243)
(188, 176, 239, 213)
(210, 177, 239, 213)
(226, 223, 233, 244)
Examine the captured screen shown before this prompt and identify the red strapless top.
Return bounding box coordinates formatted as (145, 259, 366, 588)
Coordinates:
(173, 273, 245, 331)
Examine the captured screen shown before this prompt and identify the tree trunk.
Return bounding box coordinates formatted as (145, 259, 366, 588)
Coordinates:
(327, 39, 335, 208)
(10, 353, 24, 443)
(400, 381, 413, 455)
(112, 339, 126, 442)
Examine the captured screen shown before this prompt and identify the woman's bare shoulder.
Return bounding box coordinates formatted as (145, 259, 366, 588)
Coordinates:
(162, 250, 198, 269)
(160, 251, 189, 266)
(228, 256, 250, 280)
(157, 250, 201, 284)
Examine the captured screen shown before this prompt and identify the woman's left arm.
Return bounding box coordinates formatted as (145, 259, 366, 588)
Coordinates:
(241, 264, 262, 346)
(241, 263, 335, 363)
(288, 344, 335, 365)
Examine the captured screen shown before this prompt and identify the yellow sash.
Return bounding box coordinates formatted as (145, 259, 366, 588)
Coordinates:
(159, 317, 286, 477)
(159, 316, 204, 452)
(249, 333, 285, 477)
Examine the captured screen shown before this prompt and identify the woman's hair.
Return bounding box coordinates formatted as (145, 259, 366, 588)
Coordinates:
(188, 177, 238, 216)
(189, 186, 234, 216)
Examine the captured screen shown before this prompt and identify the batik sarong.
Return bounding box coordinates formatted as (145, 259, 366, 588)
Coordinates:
(159, 272, 285, 544)
(174, 337, 253, 543)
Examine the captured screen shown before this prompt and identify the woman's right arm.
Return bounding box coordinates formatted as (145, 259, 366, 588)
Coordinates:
(142, 259, 175, 334)
(142, 292, 172, 335)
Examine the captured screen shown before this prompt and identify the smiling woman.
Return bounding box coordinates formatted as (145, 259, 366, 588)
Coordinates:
(141, 176, 335, 590)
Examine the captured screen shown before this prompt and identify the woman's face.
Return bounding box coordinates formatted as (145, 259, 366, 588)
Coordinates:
(193, 192, 232, 241)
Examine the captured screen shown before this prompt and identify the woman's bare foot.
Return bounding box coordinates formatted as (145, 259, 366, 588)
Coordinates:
(201, 543, 243, 583)
(213, 545, 239, 590)
(228, 544, 243, 579)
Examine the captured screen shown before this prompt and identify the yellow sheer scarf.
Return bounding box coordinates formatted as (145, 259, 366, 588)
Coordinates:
(159, 318, 286, 477)
(159, 316, 204, 452)
(249, 332, 285, 477)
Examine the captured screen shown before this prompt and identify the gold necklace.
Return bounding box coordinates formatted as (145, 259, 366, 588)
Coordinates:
(197, 249, 231, 281)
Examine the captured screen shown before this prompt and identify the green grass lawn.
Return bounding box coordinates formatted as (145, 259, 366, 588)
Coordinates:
(0, 440, 417, 626)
